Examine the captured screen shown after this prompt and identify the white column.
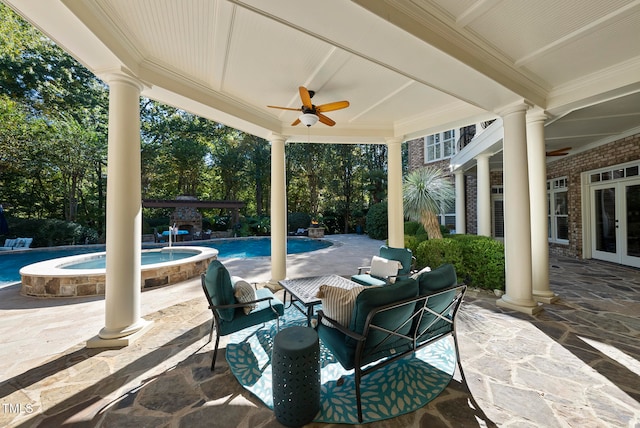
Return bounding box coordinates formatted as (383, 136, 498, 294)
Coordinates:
(269, 134, 287, 286)
(387, 138, 404, 248)
(454, 170, 466, 234)
(497, 102, 541, 314)
(527, 111, 557, 303)
(88, 72, 151, 347)
(476, 154, 491, 237)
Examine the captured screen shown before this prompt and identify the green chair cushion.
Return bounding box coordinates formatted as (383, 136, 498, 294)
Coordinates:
(203, 260, 236, 322)
(380, 245, 413, 275)
(217, 288, 284, 335)
(350, 274, 387, 287)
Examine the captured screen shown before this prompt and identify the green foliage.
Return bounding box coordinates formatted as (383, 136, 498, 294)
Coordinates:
(403, 166, 455, 239)
(404, 221, 421, 235)
(7, 218, 98, 247)
(415, 238, 464, 275)
(455, 236, 505, 290)
(365, 202, 388, 240)
(415, 234, 506, 290)
(288, 212, 311, 232)
(237, 216, 270, 236)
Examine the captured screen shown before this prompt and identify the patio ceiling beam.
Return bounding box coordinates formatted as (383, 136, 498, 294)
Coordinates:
(142, 200, 245, 209)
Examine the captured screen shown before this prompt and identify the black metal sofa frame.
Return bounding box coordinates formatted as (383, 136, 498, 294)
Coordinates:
(316, 275, 467, 422)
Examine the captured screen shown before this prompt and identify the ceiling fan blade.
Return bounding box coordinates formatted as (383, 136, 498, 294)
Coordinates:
(317, 113, 335, 126)
(291, 118, 301, 126)
(546, 147, 572, 156)
(299, 86, 313, 109)
(316, 100, 350, 113)
(267, 105, 302, 111)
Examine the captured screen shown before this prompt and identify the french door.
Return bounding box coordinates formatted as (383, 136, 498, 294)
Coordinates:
(591, 178, 640, 267)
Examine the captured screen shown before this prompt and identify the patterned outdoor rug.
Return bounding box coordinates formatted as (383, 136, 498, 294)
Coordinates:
(226, 306, 455, 424)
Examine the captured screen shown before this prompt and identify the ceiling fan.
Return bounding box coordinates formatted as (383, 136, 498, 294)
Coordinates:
(268, 86, 350, 127)
(546, 147, 571, 156)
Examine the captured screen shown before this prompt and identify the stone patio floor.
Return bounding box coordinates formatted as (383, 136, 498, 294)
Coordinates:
(0, 234, 639, 427)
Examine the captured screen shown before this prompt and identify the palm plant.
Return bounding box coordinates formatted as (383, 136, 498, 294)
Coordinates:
(403, 167, 455, 239)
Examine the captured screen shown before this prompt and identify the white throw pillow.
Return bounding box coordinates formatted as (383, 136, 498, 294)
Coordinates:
(411, 265, 432, 280)
(232, 276, 257, 315)
(316, 284, 365, 327)
(370, 255, 402, 284)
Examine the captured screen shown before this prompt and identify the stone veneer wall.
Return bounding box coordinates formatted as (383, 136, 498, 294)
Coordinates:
(21, 254, 217, 297)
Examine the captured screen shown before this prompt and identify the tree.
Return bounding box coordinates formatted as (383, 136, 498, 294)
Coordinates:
(403, 167, 454, 239)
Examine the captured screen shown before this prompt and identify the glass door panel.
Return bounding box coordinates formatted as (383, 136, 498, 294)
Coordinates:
(594, 187, 616, 254)
(624, 184, 640, 261)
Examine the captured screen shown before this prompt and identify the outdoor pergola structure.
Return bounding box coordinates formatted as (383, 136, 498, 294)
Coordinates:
(6, 1, 639, 347)
(142, 199, 245, 235)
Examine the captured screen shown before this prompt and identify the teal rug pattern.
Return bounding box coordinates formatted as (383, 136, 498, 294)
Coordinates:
(226, 306, 455, 424)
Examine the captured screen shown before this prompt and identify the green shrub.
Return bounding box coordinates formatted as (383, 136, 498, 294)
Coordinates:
(415, 223, 429, 241)
(404, 221, 421, 236)
(6, 218, 99, 247)
(365, 202, 388, 240)
(288, 212, 311, 232)
(462, 238, 505, 290)
(404, 235, 420, 256)
(415, 238, 463, 274)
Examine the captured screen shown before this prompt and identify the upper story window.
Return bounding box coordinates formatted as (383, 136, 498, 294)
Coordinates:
(424, 129, 458, 163)
(548, 177, 568, 244)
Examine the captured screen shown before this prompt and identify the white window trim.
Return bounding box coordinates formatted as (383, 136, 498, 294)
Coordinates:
(548, 177, 569, 244)
(423, 129, 458, 163)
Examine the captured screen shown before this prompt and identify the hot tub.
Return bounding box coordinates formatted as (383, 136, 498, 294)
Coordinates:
(19, 246, 218, 297)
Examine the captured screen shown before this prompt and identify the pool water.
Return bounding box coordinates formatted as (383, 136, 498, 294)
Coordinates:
(0, 237, 331, 286)
(63, 250, 195, 269)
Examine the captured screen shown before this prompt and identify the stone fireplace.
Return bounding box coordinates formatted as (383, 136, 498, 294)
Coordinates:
(170, 196, 202, 236)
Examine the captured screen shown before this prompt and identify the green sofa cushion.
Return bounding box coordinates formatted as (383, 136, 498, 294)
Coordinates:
(415, 263, 458, 341)
(347, 277, 418, 351)
(417, 263, 457, 293)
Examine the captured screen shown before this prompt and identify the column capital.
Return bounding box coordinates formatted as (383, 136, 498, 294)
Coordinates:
(475, 153, 491, 161)
(99, 67, 145, 91)
(497, 100, 533, 118)
(267, 133, 289, 144)
(385, 136, 404, 146)
(526, 108, 549, 124)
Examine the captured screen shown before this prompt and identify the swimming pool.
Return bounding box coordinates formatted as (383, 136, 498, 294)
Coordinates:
(0, 237, 332, 287)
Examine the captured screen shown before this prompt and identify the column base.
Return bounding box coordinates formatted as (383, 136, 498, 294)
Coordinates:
(533, 292, 559, 304)
(496, 296, 543, 315)
(87, 319, 153, 349)
(265, 279, 283, 292)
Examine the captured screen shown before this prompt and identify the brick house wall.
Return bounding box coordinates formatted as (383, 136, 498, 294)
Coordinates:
(546, 132, 640, 259)
(407, 131, 640, 261)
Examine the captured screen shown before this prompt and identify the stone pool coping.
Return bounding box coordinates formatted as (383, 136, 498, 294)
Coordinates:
(19, 246, 218, 297)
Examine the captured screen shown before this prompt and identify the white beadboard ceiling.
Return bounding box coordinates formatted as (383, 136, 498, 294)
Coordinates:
(4, 0, 640, 152)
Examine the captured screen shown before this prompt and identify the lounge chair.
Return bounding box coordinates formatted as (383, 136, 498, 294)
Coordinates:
(0, 237, 33, 251)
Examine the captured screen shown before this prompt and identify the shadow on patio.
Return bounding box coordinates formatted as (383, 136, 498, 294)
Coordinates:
(0, 255, 638, 427)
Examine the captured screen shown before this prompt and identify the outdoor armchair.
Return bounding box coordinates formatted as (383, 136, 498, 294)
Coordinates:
(201, 260, 284, 370)
(351, 245, 416, 286)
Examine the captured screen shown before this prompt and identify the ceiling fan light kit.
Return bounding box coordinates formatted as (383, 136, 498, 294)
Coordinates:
(299, 113, 319, 127)
(268, 86, 349, 127)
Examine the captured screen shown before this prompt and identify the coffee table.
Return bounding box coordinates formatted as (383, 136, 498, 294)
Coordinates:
(278, 275, 361, 326)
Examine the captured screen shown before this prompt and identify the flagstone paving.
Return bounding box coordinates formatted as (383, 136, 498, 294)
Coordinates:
(0, 234, 639, 427)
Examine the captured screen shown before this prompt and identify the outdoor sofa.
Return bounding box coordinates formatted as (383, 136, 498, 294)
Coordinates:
(316, 263, 466, 422)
